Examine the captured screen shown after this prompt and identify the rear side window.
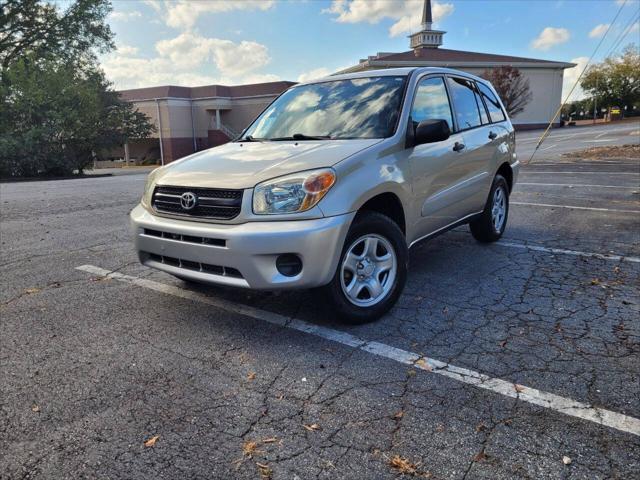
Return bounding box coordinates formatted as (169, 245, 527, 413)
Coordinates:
(472, 83, 490, 124)
(410, 77, 454, 131)
(447, 77, 482, 130)
(477, 83, 507, 123)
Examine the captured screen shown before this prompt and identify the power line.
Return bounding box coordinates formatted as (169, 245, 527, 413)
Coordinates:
(526, 0, 628, 165)
(604, 9, 640, 58)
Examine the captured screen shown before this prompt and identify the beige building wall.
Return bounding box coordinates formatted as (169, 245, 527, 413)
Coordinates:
(460, 67, 565, 126)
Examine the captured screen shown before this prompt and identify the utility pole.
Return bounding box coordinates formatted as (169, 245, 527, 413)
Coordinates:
(593, 73, 598, 124)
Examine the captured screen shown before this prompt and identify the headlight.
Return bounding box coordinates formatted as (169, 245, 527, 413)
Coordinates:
(253, 168, 336, 215)
(141, 167, 162, 207)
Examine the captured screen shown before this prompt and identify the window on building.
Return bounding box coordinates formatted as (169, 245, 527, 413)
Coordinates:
(410, 77, 454, 131)
(477, 83, 507, 123)
(447, 77, 482, 130)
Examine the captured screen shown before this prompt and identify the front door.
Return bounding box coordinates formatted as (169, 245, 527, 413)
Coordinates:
(407, 76, 467, 239)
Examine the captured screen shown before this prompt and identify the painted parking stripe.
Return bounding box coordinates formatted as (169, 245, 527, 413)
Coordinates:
(76, 264, 640, 437)
(522, 171, 639, 175)
(496, 241, 640, 264)
(511, 201, 640, 214)
(518, 182, 638, 189)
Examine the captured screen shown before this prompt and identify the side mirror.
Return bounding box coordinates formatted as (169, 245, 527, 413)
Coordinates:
(414, 119, 451, 146)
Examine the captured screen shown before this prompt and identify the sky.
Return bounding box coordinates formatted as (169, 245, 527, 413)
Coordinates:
(101, 0, 640, 99)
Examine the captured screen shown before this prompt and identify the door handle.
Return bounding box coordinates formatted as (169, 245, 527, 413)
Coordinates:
(488, 131, 497, 140)
(453, 142, 465, 152)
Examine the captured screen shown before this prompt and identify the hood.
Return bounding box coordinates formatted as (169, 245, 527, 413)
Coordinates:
(154, 139, 381, 189)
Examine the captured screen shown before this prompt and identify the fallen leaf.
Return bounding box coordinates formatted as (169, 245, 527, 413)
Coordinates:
(31, 404, 40, 412)
(415, 359, 432, 371)
(389, 455, 418, 475)
(393, 410, 404, 420)
(514, 384, 526, 394)
(590, 278, 601, 286)
(562, 456, 572, 465)
(256, 462, 272, 479)
(243, 440, 259, 457)
(24, 287, 40, 294)
(247, 372, 256, 381)
(144, 435, 160, 447)
(473, 450, 487, 462)
(303, 423, 321, 432)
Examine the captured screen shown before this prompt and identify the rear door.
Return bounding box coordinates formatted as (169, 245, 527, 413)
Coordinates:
(445, 76, 494, 216)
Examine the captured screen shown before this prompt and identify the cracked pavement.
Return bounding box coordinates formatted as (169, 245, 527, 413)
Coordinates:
(1, 151, 639, 479)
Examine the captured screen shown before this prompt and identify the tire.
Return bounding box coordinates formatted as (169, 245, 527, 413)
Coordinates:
(469, 174, 509, 243)
(323, 211, 408, 324)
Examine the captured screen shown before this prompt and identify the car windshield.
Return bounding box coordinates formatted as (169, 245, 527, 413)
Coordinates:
(241, 76, 407, 141)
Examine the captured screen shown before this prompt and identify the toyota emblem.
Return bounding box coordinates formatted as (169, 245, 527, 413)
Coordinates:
(180, 192, 198, 210)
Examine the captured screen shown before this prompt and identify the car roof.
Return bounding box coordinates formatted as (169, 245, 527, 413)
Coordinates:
(296, 67, 489, 87)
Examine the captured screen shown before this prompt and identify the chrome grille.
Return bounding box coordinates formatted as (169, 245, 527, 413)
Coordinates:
(152, 185, 243, 219)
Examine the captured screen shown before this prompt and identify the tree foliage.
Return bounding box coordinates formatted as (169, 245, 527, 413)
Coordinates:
(581, 44, 640, 114)
(0, 0, 113, 70)
(1, 56, 155, 177)
(0, 0, 155, 178)
(481, 66, 533, 117)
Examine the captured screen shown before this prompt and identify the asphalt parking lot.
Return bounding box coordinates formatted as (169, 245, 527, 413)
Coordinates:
(1, 123, 639, 479)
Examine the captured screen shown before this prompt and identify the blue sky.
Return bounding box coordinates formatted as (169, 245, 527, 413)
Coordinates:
(102, 0, 639, 97)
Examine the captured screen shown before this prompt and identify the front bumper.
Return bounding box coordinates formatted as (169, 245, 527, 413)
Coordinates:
(130, 204, 354, 290)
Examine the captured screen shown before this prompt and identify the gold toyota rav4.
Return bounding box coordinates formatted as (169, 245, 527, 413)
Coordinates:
(131, 67, 519, 323)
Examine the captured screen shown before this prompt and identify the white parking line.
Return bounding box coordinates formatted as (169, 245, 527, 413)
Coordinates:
(518, 182, 637, 189)
(496, 241, 640, 264)
(511, 201, 640, 214)
(76, 264, 640, 437)
(523, 171, 639, 175)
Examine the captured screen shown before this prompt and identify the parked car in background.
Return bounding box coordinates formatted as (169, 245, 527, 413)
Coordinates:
(130, 67, 519, 323)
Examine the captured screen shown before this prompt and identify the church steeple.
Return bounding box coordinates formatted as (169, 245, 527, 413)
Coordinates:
(422, 0, 433, 27)
(409, 0, 445, 50)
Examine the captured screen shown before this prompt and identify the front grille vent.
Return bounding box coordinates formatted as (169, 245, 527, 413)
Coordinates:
(143, 252, 243, 278)
(152, 185, 243, 219)
(143, 228, 225, 247)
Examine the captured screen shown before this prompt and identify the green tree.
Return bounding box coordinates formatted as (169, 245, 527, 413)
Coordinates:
(0, 0, 155, 178)
(581, 44, 640, 116)
(0, 0, 113, 71)
(0, 55, 154, 177)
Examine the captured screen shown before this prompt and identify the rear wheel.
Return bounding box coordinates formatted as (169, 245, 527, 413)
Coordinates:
(323, 211, 408, 324)
(469, 174, 509, 243)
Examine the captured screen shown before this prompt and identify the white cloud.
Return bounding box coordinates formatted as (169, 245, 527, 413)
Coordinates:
(531, 27, 570, 50)
(589, 23, 610, 38)
(562, 56, 589, 101)
(297, 67, 332, 82)
(145, 0, 274, 29)
(108, 10, 142, 22)
(324, 0, 454, 38)
(102, 32, 275, 89)
(155, 33, 271, 76)
(116, 44, 139, 56)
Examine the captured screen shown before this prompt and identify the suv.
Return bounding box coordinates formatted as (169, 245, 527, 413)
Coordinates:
(131, 67, 519, 323)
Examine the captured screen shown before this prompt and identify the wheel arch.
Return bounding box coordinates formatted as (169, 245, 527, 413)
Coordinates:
(496, 162, 513, 192)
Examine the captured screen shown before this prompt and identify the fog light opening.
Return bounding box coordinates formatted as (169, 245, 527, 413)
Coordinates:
(276, 254, 303, 277)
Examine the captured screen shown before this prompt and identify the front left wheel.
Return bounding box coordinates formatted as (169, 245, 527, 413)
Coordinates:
(323, 211, 408, 324)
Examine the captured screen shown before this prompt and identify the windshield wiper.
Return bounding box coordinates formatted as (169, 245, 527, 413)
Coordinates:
(238, 135, 264, 142)
(269, 133, 332, 141)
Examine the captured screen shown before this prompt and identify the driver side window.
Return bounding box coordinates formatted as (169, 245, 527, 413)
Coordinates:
(410, 77, 454, 131)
